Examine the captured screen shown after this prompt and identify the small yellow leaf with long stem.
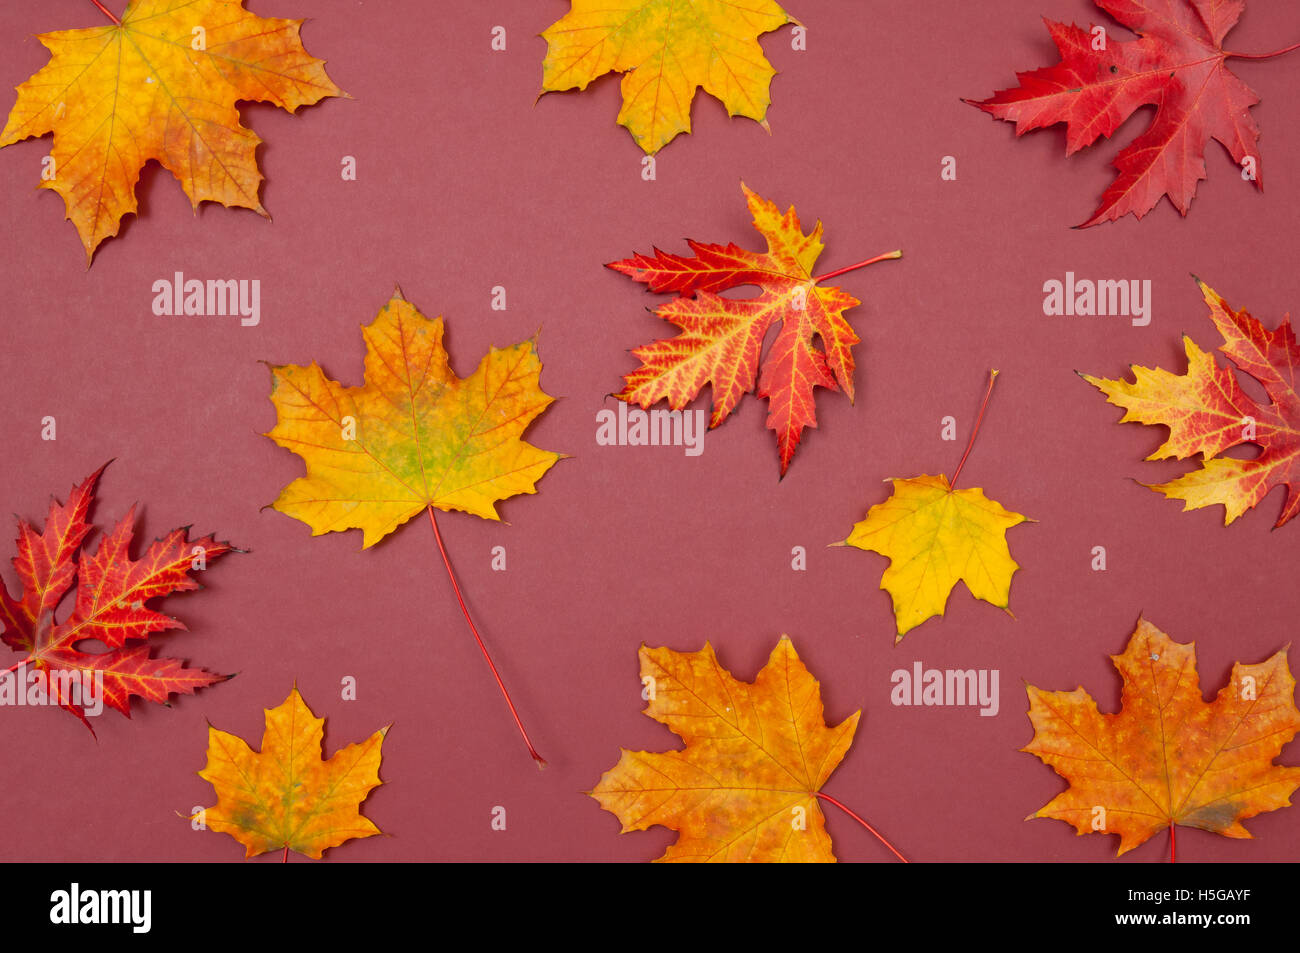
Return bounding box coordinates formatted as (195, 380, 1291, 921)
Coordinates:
(834, 371, 1030, 641)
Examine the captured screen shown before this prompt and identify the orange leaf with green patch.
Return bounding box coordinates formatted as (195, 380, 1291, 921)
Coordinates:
(0, 464, 235, 732)
(609, 183, 901, 476)
(1024, 618, 1300, 859)
(1083, 279, 1300, 526)
(195, 687, 386, 861)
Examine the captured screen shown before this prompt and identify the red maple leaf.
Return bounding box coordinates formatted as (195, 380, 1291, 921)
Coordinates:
(608, 184, 899, 476)
(0, 464, 234, 732)
(967, 0, 1300, 225)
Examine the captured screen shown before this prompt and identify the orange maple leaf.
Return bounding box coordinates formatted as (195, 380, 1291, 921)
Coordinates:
(609, 183, 900, 475)
(0, 0, 343, 263)
(591, 636, 891, 862)
(196, 687, 386, 860)
(1083, 279, 1300, 526)
(1024, 618, 1300, 858)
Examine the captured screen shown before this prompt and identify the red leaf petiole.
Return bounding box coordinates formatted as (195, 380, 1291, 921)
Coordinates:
(951, 370, 999, 489)
(426, 506, 546, 768)
(815, 791, 909, 862)
(813, 250, 902, 284)
(1226, 41, 1300, 60)
(89, 0, 121, 25)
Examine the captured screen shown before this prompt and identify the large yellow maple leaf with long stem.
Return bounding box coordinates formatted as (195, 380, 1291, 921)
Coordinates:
(264, 290, 564, 767)
(541, 0, 796, 154)
(1, 0, 343, 263)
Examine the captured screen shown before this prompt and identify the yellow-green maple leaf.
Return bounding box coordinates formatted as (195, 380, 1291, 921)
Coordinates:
(541, 0, 795, 153)
(264, 291, 563, 548)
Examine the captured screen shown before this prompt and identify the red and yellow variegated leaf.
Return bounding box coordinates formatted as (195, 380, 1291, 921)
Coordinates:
(609, 183, 899, 475)
(0, 465, 100, 648)
(1084, 279, 1300, 526)
(65, 511, 228, 647)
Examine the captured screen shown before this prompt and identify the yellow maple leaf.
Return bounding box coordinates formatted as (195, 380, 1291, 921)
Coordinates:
(590, 636, 860, 862)
(838, 474, 1028, 641)
(835, 372, 1029, 641)
(264, 290, 563, 549)
(541, 0, 795, 154)
(0, 0, 343, 262)
(197, 688, 386, 860)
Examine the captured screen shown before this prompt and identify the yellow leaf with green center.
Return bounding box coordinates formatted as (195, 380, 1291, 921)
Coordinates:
(541, 0, 794, 154)
(838, 474, 1029, 641)
(197, 688, 386, 860)
(264, 291, 563, 548)
(0, 0, 343, 263)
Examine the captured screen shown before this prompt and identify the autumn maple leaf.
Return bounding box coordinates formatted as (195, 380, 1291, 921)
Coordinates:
(592, 636, 906, 862)
(196, 687, 387, 860)
(839, 476, 1027, 640)
(540, 0, 795, 154)
(0, 0, 343, 263)
(609, 183, 900, 476)
(264, 291, 563, 547)
(1083, 279, 1300, 526)
(1024, 618, 1300, 858)
(967, 0, 1300, 225)
(835, 372, 1029, 640)
(264, 289, 563, 765)
(0, 464, 234, 732)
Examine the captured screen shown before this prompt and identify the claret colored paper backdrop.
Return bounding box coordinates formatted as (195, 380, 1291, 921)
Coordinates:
(2, 0, 1299, 862)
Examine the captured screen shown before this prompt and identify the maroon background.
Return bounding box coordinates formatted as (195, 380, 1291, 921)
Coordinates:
(1, 0, 1299, 863)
